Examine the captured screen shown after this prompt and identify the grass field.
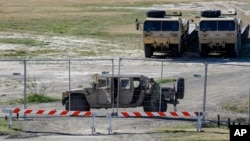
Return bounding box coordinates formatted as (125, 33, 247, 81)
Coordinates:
(0, 0, 249, 140)
(0, 0, 250, 59)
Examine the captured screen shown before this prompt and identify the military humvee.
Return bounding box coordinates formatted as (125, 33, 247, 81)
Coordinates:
(136, 10, 197, 57)
(62, 73, 185, 112)
(197, 10, 249, 57)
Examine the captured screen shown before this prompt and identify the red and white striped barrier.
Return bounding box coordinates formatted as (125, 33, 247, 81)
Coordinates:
(2, 108, 203, 133)
(2, 108, 110, 134)
(118, 111, 200, 118)
(3, 108, 92, 117)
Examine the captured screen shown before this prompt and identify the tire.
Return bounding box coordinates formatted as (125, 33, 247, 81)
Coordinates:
(173, 44, 183, 57)
(173, 52, 183, 57)
(65, 93, 90, 111)
(199, 44, 208, 58)
(143, 94, 167, 112)
(146, 10, 166, 18)
(176, 77, 185, 99)
(227, 44, 238, 58)
(144, 45, 152, 58)
(143, 95, 152, 112)
(159, 100, 167, 112)
(201, 10, 221, 18)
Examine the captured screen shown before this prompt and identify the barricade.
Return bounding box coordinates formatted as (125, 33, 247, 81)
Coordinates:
(118, 111, 203, 131)
(2, 108, 112, 134)
(2, 108, 203, 134)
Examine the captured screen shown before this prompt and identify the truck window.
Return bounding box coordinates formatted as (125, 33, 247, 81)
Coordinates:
(120, 79, 130, 89)
(162, 21, 179, 31)
(133, 80, 140, 88)
(98, 79, 110, 88)
(144, 21, 161, 31)
(218, 21, 235, 31)
(200, 21, 217, 31)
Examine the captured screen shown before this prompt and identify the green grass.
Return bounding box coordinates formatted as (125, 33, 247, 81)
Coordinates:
(1, 49, 58, 58)
(157, 78, 177, 84)
(10, 94, 60, 104)
(223, 98, 249, 113)
(153, 123, 229, 141)
(0, 118, 22, 136)
(0, 38, 49, 46)
(0, 9, 144, 38)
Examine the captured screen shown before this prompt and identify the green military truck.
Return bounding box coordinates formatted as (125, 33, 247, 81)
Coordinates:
(136, 10, 197, 57)
(62, 73, 185, 112)
(197, 10, 249, 57)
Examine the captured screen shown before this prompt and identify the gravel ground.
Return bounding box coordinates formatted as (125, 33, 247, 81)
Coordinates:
(1, 1, 250, 140)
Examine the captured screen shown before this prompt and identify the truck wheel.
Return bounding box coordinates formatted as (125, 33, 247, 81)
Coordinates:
(201, 10, 221, 17)
(143, 95, 152, 112)
(227, 44, 238, 57)
(173, 44, 183, 57)
(65, 93, 90, 111)
(146, 10, 166, 18)
(144, 45, 152, 58)
(159, 100, 167, 112)
(199, 44, 208, 57)
(176, 77, 185, 99)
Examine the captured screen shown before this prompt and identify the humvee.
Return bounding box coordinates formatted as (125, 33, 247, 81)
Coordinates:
(62, 73, 185, 112)
(197, 10, 249, 57)
(136, 10, 197, 57)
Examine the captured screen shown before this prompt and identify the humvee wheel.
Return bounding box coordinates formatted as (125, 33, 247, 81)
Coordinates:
(144, 45, 152, 58)
(143, 95, 152, 112)
(176, 77, 185, 99)
(65, 93, 90, 111)
(159, 100, 167, 112)
(143, 95, 167, 112)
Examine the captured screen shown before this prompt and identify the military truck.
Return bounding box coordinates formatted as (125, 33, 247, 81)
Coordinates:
(62, 73, 185, 112)
(136, 10, 197, 57)
(197, 10, 249, 57)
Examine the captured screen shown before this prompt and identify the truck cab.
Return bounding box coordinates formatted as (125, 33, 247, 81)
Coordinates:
(137, 10, 197, 58)
(197, 10, 249, 57)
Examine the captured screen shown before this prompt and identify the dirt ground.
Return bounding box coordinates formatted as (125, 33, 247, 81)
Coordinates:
(0, 1, 250, 141)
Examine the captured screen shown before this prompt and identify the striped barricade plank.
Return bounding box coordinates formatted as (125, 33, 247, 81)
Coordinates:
(118, 111, 200, 118)
(4, 108, 92, 117)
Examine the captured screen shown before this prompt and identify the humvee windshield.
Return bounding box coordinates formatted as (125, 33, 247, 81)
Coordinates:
(144, 21, 179, 31)
(200, 20, 235, 31)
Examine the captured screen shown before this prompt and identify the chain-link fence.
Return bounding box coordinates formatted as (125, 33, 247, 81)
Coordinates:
(0, 58, 249, 123)
(0, 59, 114, 115)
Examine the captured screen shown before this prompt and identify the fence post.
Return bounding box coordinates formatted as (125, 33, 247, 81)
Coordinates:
(202, 62, 208, 122)
(91, 113, 96, 134)
(8, 109, 13, 129)
(107, 113, 112, 134)
(196, 112, 202, 132)
(217, 114, 220, 128)
(23, 59, 27, 120)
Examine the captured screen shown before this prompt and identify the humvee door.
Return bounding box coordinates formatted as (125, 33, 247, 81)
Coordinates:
(118, 77, 133, 104)
(97, 78, 112, 104)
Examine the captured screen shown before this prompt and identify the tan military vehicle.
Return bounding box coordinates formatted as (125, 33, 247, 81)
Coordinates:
(62, 73, 184, 112)
(136, 10, 197, 57)
(197, 10, 249, 57)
